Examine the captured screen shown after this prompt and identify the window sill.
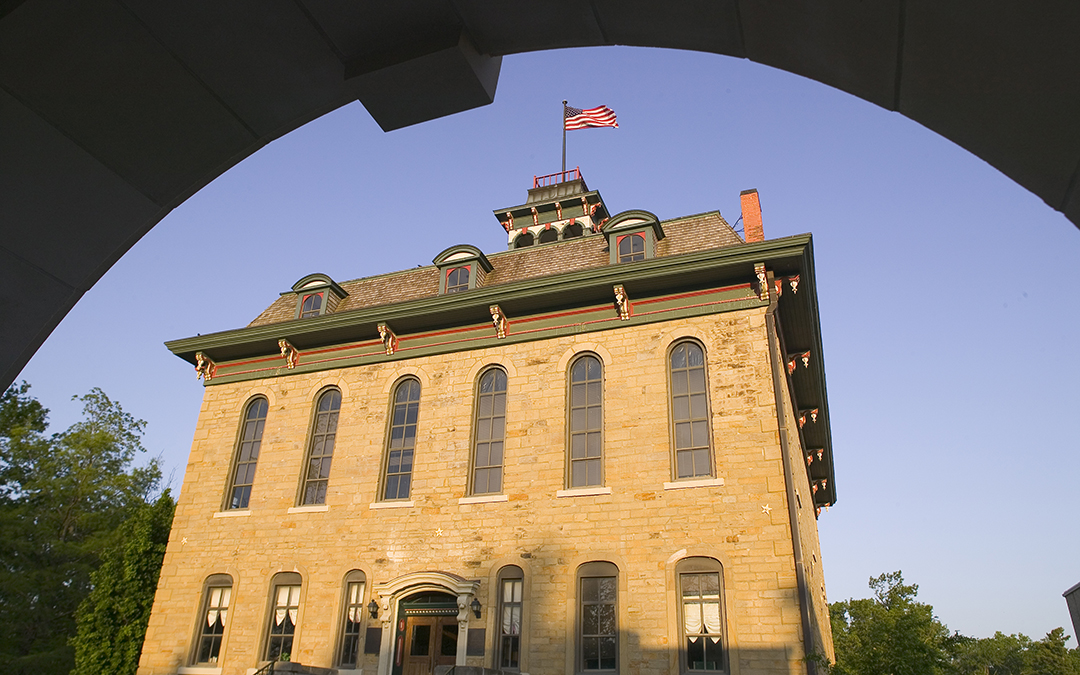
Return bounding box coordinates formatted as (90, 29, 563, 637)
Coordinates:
(212, 509, 251, 518)
(458, 494, 509, 505)
(663, 477, 725, 490)
(178, 667, 222, 675)
(370, 500, 414, 510)
(287, 504, 329, 514)
(556, 486, 612, 498)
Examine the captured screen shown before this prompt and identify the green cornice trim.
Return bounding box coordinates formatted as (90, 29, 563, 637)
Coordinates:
(196, 289, 767, 386)
(167, 235, 814, 362)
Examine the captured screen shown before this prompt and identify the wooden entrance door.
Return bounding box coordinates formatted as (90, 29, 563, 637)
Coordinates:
(403, 616, 458, 675)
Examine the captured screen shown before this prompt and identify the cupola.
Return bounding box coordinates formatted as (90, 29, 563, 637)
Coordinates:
(492, 168, 610, 250)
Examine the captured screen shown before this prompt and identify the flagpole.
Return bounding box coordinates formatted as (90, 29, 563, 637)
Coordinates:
(561, 100, 567, 176)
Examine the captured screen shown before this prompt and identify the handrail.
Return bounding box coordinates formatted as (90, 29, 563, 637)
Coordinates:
(253, 660, 276, 675)
(532, 167, 581, 188)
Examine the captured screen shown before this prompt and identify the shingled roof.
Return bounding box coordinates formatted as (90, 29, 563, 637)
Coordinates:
(248, 211, 743, 328)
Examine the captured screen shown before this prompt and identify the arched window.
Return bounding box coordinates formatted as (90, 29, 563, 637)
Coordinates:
(568, 354, 603, 488)
(676, 558, 726, 672)
(514, 232, 534, 248)
(577, 561, 618, 672)
(472, 367, 507, 494)
(669, 341, 712, 479)
(300, 292, 324, 318)
(338, 570, 367, 668)
(226, 397, 268, 510)
(445, 267, 470, 293)
(302, 389, 341, 505)
(383, 378, 421, 501)
(265, 572, 302, 661)
(562, 222, 584, 239)
(497, 565, 525, 671)
(616, 233, 646, 262)
(193, 574, 232, 665)
(538, 228, 558, 244)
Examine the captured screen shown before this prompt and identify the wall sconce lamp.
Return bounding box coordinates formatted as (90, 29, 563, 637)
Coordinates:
(470, 597, 482, 618)
(367, 599, 379, 619)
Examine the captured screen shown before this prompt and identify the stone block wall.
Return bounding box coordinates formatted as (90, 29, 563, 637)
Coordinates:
(139, 308, 828, 675)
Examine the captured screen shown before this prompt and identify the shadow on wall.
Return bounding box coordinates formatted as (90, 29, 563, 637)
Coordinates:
(427, 635, 802, 675)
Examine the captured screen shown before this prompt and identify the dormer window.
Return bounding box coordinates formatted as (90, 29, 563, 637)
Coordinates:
(288, 274, 348, 319)
(446, 267, 471, 294)
(433, 245, 493, 295)
(299, 292, 323, 318)
(617, 233, 646, 262)
(602, 210, 665, 265)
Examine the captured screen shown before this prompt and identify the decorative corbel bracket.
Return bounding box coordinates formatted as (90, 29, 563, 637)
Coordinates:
(787, 350, 811, 372)
(489, 305, 507, 339)
(278, 339, 299, 369)
(789, 274, 800, 294)
(773, 278, 784, 298)
(613, 285, 631, 320)
(555, 201, 563, 220)
(502, 212, 514, 232)
(530, 206, 539, 227)
(195, 352, 217, 382)
(797, 408, 819, 429)
(754, 263, 769, 301)
(377, 322, 399, 355)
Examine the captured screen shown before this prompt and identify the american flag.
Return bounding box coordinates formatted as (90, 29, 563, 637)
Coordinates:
(564, 104, 618, 130)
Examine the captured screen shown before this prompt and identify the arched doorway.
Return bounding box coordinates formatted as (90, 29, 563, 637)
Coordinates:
(395, 592, 459, 675)
(372, 571, 481, 675)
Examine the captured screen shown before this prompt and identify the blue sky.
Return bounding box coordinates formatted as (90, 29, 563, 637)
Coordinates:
(17, 46, 1080, 641)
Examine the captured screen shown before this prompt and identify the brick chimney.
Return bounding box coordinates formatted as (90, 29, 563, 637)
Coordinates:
(740, 189, 764, 243)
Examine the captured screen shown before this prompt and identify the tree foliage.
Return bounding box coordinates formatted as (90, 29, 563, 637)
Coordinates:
(830, 571, 955, 675)
(0, 383, 161, 675)
(71, 490, 175, 675)
(830, 571, 1080, 675)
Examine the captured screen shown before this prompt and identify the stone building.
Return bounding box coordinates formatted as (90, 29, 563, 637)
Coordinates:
(140, 171, 837, 675)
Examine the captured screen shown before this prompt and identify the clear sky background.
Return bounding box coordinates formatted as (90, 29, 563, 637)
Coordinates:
(17, 46, 1080, 641)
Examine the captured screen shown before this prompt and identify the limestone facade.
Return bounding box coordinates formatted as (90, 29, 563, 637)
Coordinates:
(141, 185, 836, 675)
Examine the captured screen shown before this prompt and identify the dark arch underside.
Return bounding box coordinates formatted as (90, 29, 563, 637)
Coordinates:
(2, 1, 1078, 389)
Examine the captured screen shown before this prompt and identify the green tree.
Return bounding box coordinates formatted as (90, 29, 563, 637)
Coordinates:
(1024, 628, 1080, 675)
(71, 490, 175, 675)
(0, 384, 161, 675)
(950, 631, 1031, 675)
(830, 571, 955, 675)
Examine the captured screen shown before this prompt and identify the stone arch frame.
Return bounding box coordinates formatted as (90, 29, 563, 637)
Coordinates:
(377, 374, 423, 502)
(663, 336, 718, 482)
(295, 384, 344, 506)
(564, 350, 606, 489)
(466, 364, 510, 496)
(372, 571, 482, 675)
(220, 393, 270, 512)
(485, 556, 533, 673)
(189, 571, 236, 667)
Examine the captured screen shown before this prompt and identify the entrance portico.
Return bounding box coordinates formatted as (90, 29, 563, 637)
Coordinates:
(373, 572, 481, 675)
